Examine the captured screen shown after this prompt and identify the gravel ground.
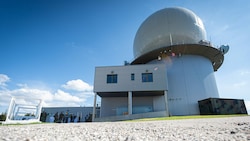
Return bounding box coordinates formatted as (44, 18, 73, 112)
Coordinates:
(0, 116, 250, 141)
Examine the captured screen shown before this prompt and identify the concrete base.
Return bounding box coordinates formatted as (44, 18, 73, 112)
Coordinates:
(93, 111, 168, 122)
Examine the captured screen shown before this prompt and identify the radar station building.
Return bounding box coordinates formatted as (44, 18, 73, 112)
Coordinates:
(92, 7, 247, 121)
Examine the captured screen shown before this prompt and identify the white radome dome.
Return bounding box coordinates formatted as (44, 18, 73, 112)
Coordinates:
(133, 7, 207, 58)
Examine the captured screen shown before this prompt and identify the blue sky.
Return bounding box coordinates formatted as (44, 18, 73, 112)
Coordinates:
(0, 0, 250, 113)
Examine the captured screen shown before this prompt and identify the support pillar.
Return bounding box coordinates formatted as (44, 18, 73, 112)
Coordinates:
(128, 91, 132, 115)
(164, 90, 169, 116)
(36, 99, 43, 119)
(92, 93, 97, 121)
(5, 97, 15, 121)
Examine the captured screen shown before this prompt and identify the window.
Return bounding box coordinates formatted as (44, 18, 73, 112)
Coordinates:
(131, 73, 135, 81)
(142, 73, 153, 82)
(107, 74, 117, 83)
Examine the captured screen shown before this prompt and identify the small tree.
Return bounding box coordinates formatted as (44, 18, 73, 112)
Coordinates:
(0, 112, 7, 121)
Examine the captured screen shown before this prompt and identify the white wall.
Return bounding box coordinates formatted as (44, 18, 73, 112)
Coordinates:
(100, 96, 166, 117)
(150, 55, 219, 115)
(96, 54, 219, 116)
(153, 95, 166, 111)
(94, 64, 167, 92)
(101, 97, 128, 117)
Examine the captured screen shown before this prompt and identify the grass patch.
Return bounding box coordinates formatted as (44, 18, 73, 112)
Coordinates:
(128, 114, 248, 122)
(1, 122, 44, 126)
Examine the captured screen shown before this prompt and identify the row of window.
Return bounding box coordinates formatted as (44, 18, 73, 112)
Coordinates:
(107, 73, 153, 83)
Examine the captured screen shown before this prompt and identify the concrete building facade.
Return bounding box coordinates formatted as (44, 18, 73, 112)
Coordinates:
(93, 7, 228, 121)
(94, 64, 169, 121)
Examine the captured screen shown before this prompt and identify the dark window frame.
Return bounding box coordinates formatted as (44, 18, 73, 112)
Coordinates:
(131, 73, 135, 81)
(142, 73, 153, 82)
(107, 74, 118, 83)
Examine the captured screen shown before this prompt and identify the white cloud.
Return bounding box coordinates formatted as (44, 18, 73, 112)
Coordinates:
(0, 74, 10, 87)
(0, 87, 52, 110)
(10, 87, 53, 101)
(62, 79, 93, 92)
(0, 89, 12, 107)
(54, 89, 82, 102)
(0, 78, 94, 112)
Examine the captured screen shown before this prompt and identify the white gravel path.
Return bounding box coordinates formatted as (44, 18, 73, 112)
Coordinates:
(0, 116, 250, 141)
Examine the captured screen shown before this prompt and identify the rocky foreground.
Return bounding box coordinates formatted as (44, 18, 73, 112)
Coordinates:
(0, 116, 250, 141)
